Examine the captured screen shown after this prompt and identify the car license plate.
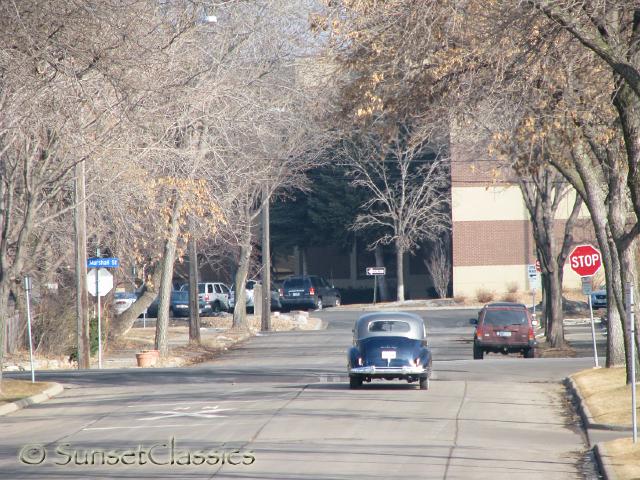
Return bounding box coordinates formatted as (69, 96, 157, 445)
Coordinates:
(175, 304, 188, 309)
(497, 331, 512, 337)
(381, 350, 396, 360)
(291, 292, 300, 297)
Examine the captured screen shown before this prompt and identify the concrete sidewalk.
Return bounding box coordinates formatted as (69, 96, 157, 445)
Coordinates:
(0, 383, 64, 417)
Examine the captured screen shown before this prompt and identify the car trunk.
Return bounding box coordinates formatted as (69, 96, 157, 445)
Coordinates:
(283, 278, 312, 300)
(359, 337, 420, 367)
(482, 323, 529, 344)
(480, 309, 530, 345)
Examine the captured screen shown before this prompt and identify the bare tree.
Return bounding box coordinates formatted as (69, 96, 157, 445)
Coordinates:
(343, 129, 451, 301)
(424, 240, 451, 299)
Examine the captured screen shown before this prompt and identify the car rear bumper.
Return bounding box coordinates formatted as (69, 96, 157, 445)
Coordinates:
(349, 366, 427, 376)
(476, 340, 536, 350)
(281, 297, 316, 308)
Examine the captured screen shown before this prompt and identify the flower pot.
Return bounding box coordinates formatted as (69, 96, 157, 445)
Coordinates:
(136, 350, 159, 368)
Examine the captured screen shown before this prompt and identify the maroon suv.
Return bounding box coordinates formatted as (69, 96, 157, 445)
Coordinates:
(471, 302, 537, 359)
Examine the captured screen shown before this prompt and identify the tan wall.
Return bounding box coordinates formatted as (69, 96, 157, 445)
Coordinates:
(452, 186, 591, 223)
(452, 186, 527, 222)
(453, 263, 598, 298)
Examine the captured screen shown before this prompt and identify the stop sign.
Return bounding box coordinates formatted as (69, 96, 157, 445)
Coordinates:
(569, 244, 602, 277)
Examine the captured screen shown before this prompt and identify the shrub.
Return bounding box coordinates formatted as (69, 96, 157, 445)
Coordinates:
(501, 292, 520, 303)
(475, 288, 495, 303)
(506, 281, 519, 294)
(453, 294, 467, 305)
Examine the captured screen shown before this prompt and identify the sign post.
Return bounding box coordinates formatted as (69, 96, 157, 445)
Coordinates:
(366, 267, 386, 305)
(626, 282, 637, 443)
(527, 265, 540, 318)
(87, 255, 117, 369)
(569, 245, 602, 367)
(24, 276, 35, 383)
(582, 276, 598, 367)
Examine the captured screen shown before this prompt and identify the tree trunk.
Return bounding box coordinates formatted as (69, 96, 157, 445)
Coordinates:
(545, 263, 564, 347)
(301, 247, 308, 276)
(74, 159, 90, 368)
(617, 241, 639, 382)
(188, 234, 200, 343)
(0, 281, 10, 390)
(552, 144, 627, 367)
(396, 242, 405, 302)
(232, 215, 252, 331)
(374, 244, 389, 301)
(155, 197, 182, 357)
(540, 271, 549, 333)
(108, 267, 161, 340)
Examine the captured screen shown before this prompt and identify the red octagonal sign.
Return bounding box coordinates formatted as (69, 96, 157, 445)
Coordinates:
(569, 244, 602, 277)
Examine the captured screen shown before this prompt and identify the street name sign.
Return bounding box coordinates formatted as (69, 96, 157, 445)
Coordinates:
(569, 245, 602, 277)
(366, 267, 386, 276)
(87, 257, 120, 268)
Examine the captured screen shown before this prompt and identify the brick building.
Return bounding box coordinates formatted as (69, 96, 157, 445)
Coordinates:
(450, 137, 595, 298)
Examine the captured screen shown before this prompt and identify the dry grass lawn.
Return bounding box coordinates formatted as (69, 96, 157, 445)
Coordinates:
(0, 379, 53, 405)
(572, 367, 640, 479)
(601, 438, 640, 480)
(571, 367, 637, 426)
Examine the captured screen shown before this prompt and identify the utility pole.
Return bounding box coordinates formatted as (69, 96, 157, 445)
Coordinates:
(188, 223, 201, 343)
(261, 183, 271, 332)
(73, 160, 90, 369)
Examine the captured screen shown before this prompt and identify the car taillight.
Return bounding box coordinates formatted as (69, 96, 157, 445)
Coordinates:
(528, 327, 535, 340)
(278, 288, 283, 297)
(205, 294, 210, 301)
(415, 357, 421, 366)
(357, 357, 363, 366)
(476, 326, 483, 339)
(309, 287, 315, 295)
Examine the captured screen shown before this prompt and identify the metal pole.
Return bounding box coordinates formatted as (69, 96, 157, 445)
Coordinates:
(188, 225, 201, 343)
(373, 276, 377, 305)
(588, 294, 599, 367)
(630, 283, 637, 443)
(73, 160, 90, 369)
(532, 289, 536, 318)
(261, 183, 271, 332)
(96, 249, 102, 369)
(24, 277, 35, 383)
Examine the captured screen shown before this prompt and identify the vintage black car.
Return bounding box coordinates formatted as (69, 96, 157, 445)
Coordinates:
(347, 312, 432, 390)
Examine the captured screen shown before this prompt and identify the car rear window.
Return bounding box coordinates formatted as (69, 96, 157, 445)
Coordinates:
(368, 320, 411, 332)
(172, 291, 189, 301)
(283, 278, 308, 289)
(483, 310, 528, 326)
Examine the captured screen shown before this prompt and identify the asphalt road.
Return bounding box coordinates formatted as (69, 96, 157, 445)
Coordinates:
(1, 308, 601, 479)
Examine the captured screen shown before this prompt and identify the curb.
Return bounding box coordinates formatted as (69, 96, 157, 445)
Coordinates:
(594, 442, 619, 480)
(564, 377, 632, 433)
(0, 382, 64, 416)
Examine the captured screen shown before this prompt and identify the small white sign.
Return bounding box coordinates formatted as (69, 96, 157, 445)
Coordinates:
(527, 264, 540, 290)
(581, 276, 593, 295)
(366, 267, 386, 276)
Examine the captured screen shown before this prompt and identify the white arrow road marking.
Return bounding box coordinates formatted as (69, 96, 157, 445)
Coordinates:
(139, 405, 233, 421)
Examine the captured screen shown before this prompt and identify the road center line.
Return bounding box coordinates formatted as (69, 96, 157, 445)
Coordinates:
(84, 424, 201, 431)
